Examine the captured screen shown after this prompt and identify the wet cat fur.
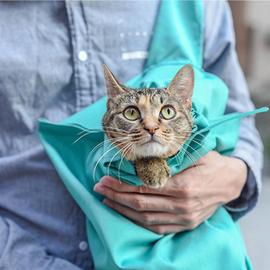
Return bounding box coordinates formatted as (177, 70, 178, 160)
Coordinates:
(102, 64, 194, 188)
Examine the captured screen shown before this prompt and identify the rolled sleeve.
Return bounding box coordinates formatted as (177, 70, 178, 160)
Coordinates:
(203, 0, 264, 219)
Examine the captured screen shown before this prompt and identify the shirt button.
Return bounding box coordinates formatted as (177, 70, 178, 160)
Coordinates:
(78, 50, 88, 62)
(78, 241, 88, 251)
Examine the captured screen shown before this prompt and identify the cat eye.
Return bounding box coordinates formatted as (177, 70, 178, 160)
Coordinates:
(160, 106, 176, 120)
(123, 106, 140, 121)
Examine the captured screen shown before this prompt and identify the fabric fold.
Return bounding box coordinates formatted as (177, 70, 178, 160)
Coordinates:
(37, 1, 268, 269)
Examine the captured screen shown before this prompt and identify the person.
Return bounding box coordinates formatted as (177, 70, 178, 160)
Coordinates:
(0, 1, 263, 269)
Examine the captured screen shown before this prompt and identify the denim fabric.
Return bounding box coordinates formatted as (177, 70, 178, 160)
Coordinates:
(0, 1, 263, 269)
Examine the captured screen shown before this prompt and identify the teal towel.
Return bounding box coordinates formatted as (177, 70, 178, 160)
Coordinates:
(38, 72, 266, 269)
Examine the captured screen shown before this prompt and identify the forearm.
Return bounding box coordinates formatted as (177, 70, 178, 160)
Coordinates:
(225, 117, 263, 219)
(203, 0, 263, 218)
(0, 217, 83, 270)
(214, 49, 263, 218)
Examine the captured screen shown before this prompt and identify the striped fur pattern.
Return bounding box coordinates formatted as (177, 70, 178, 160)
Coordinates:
(102, 64, 194, 188)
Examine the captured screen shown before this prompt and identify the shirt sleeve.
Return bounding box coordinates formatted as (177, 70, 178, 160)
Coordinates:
(203, 0, 264, 220)
(0, 217, 83, 270)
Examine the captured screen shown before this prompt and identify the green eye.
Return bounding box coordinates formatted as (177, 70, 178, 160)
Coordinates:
(160, 106, 176, 120)
(123, 106, 140, 121)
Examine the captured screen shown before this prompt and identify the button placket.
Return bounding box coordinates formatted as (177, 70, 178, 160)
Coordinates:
(65, 1, 93, 112)
(78, 50, 88, 62)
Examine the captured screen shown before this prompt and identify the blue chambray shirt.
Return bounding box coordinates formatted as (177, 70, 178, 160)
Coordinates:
(0, 1, 263, 269)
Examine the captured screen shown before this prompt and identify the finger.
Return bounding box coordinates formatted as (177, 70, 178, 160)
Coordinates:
(175, 205, 218, 230)
(142, 206, 218, 235)
(103, 198, 143, 224)
(99, 175, 189, 198)
(138, 223, 186, 235)
(95, 181, 215, 214)
(103, 199, 183, 226)
(99, 176, 168, 195)
(199, 205, 219, 222)
(94, 184, 181, 213)
(186, 205, 218, 231)
(195, 151, 214, 165)
(104, 197, 218, 233)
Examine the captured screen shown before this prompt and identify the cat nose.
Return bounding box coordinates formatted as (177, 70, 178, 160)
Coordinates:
(143, 125, 159, 135)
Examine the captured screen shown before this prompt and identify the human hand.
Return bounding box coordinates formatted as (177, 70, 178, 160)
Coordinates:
(94, 151, 247, 234)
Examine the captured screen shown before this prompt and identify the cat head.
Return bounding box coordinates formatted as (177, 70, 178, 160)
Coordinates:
(102, 64, 194, 161)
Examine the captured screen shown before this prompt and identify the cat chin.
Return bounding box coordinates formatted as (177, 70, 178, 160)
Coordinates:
(134, 141, 170, 159)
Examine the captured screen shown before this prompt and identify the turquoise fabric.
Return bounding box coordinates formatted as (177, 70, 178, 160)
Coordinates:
(38, 1, 268, 269)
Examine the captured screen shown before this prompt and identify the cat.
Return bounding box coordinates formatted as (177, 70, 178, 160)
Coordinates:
(102, 64, 194, 188)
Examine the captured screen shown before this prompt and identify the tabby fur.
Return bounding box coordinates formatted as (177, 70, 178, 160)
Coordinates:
(102, 64, 194, 188)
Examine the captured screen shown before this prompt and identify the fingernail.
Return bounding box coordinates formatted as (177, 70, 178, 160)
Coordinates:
(94, 183, 104, 193)
(100, 176, 112, 185)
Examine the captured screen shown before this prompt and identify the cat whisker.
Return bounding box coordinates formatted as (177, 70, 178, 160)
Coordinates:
(73, 132, 91, 144)
(185, 144, 203, 161)
(75, 127, 101, 135)
(190, 132, 208, 140)
(107, 148, 124, 177)
(73, 127, 131, 145)
(171, 132, 208, 145)
(106, 141, 131, 176)
(170, 138, 202, 173)
(171, 136, 205, 161)
(189, 138, 209, 152)
(179, 147, 202, 173)
(178, 133, 211, 155)
(88, 136, 129, 158)
(73, 129, 103, 144)
(175, 146, 196, 167)
(77, 129, 88, 136)
(117, 143, 133, 182)
(182, 143, 207, 175)
(173, 147, 202, 176)
(92, 139, 130, 183)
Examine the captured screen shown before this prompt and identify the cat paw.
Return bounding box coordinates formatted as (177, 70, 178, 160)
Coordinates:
(143, 177, 168, 189)
(135, 157, 170, 189)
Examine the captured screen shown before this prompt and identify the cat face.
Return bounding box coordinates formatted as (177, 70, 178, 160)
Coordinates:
(102, 64, 194, 161)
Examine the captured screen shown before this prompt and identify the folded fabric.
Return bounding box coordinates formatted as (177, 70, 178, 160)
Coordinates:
(38, 1, 268, 269)
(39, 62, 267, 270)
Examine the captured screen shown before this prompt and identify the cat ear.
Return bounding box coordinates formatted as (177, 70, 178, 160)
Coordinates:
(167, 64, 194, 108)
(103, 64, 126, 98)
